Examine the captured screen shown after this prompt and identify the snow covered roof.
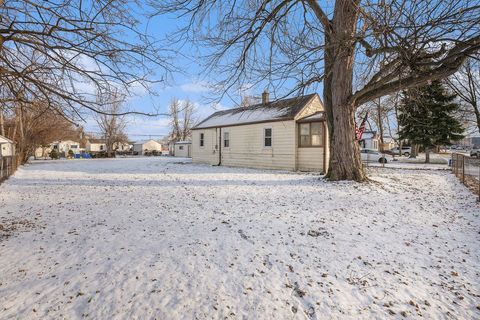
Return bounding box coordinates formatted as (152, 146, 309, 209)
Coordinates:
(361, 131, 378, 140)
(88, 139, 106, 144)
(297, 112, 326, 122)
(133, 139, 161, 145)
(194, 94, 318, 129)
(0, 135, 14, 144)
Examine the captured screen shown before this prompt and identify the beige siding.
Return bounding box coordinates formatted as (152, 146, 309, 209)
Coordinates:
(221, 121, 296, 170)
(174, 144, 191, 157)
(295, 95, 324, 120)
(191, 128, 219, 165)
(295, 95, 328, 172)
(297, 148, 325, 172)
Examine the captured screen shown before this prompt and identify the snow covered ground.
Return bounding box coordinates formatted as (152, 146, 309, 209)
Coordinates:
(0, 157, 479, 319)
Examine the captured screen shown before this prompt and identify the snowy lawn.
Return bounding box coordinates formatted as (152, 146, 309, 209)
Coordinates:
(0, 157, 479, 319)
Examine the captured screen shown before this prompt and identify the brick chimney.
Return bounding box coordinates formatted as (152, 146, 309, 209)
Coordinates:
(262, 90, 269, 106)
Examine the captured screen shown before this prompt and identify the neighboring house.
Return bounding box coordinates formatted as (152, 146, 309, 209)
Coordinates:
(191, 92, 329, 172)
(113, 141, 131, 152)
(34, 140, 80, 158)
(381, 136, 397, 151)
(52, 140, 81, 155)
(359, 132, 397, 151)
(133, 139, 162, 155)
(0, 135, 15, 157)
(86, 139, 107, 153)
(174, 141, 192, 158)
(359, 131, 380, 150)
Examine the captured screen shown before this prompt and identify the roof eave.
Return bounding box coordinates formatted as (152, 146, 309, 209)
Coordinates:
(192, 116, 295, 130)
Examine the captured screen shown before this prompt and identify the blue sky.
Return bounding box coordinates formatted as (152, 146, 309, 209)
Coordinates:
(84, 10, 249, 140)
(83, 4, 322, 140)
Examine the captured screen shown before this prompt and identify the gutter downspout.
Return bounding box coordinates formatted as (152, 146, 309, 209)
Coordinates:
(215, 127, 222, 166)
(323, 121, 327, 174)
(294, 121, 298, 171)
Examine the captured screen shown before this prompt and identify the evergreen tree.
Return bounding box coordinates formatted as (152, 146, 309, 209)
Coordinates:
(398, 81, 464, 163)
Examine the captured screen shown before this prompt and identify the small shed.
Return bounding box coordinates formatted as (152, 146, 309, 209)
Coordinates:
(174, 141, 192, 157)
(0, 135, 15, 157)
(133, 139, 162, 155)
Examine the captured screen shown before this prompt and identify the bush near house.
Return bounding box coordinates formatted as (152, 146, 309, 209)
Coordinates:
(50, 149, 59, 160)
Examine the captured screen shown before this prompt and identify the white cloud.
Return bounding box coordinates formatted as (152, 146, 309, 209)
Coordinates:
(180, 80, 211, 93)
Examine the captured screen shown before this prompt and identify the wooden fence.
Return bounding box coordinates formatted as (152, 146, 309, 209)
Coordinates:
(0, 156, 19, 184)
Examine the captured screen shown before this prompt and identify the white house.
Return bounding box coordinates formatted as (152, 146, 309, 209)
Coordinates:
(381, 136, 397, 151)
(173, 141, 192, 157)
(0, 135, 15, 157)
(359, 131, 379, 150)
(54, 140, 80, 154)
(133, 140, 162, 155)
(191, 92, 329, 172)
(113, 141, 131, 152)
(86, 139, 106, 153)
(359, 131, 397, 151)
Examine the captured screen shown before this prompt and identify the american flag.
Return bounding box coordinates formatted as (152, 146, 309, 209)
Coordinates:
(355, 112, 368, 140)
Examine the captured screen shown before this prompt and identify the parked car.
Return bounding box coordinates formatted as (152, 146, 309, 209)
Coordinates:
(470, 147, 480, 158)
(361, 149, 391, 163)
(390, 146, 412, 157)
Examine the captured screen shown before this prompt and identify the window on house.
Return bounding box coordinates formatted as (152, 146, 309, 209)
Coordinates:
(200, 133, 204, 147)
(223, 132, 230, 148)
(100, 145, 104, 151)
(179, 146, 184, 150)
(264, 128, 272, 147)
(299, 122, 324, 147)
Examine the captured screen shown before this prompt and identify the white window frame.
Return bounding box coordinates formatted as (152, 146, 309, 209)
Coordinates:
(263, 127, 273, 148)
(223, 131, 230, 148)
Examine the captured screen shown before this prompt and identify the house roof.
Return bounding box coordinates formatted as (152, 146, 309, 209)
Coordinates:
(297, 111, 326, 122)
(133, 139, 161, 145)
(361, 131, 378, 140)
(175, 141, 191, 145)
(0, 135, 14, 144)
(193, 93, 319, 129)
(88, 139, 106, 144)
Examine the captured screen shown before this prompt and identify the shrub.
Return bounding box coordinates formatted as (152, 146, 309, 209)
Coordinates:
(50, 149, 59, 160)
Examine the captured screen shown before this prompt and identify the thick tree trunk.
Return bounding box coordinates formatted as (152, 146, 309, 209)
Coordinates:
(473, 103, 480, 135)
(325, 0, 366, 181)
(328, 102, 366, 181)
(323, 31, 334, 171)
(425, 148, 430, 163)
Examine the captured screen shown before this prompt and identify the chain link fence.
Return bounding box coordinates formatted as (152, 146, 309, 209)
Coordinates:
(0, 156, 19, 184)
(451, 153, 480, 201)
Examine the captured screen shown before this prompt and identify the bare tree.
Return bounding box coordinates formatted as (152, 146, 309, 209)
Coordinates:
(447, 58, 480, 135)
(155, 0, 480, 181)
(169, 98, 196, 142)
(181, 100, 196, 141)
(0, 0, 169, 128)
(3, 101, 79, 163)
(169, 98, 182, 142)
(94, 90, 128, 157)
